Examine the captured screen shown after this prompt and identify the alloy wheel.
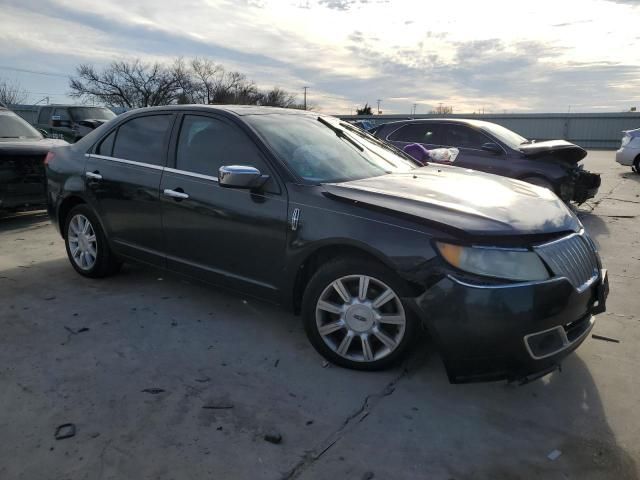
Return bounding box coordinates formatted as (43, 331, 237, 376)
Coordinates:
(315, 274, 407, 363)
(67, 214, 98, 271)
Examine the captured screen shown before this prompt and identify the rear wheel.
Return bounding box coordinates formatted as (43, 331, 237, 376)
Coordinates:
(64, 205, 121, 278)
(302, 257, 419, 370)
(634, 156, 640, 174)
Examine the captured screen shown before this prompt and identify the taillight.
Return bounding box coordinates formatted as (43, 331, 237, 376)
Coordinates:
(44, 151, 55, 166)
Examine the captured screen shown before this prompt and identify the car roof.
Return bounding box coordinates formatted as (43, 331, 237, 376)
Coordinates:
(118, 104, 316, 117)
(381, 118, 498, 129)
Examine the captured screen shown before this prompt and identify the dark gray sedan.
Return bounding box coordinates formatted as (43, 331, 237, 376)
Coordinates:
(372, 119, 601, 203)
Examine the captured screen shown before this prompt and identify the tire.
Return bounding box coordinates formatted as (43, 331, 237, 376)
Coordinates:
(301, 257, 419, 371)
(634, 157, 640, 174)
(521, 176, 554, 192)
(63, 204, 121, 278)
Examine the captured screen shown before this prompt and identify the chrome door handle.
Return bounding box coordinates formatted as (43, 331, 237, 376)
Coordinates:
(86, 171, 102, 180)
(163, 188, 189, 200)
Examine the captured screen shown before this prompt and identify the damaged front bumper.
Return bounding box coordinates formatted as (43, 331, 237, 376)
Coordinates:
(563, 168, 601, 204)
(411, 269, 608, 384)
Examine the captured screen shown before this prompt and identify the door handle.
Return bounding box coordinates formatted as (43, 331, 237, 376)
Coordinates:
(86, 171, 102, 180)
(163, 188, 189, 200)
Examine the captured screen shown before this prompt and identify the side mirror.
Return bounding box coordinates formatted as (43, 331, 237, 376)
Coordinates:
(38, 128, 49, 138)
(218, 165, 268, 189)
(51, 115, 62, 127)
(481, 142, 502, 155)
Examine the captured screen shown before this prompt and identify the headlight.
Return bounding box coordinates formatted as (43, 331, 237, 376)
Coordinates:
(436, 242, 550, 281)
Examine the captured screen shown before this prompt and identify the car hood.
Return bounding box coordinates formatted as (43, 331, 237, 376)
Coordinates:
(519, 140, 587, 163)
(322, 165, 580, 237)
(0, 138, 68, 155)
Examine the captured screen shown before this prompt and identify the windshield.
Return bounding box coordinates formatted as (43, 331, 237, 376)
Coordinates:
(246, 114, 417, 183)
(480, 122, 528, 149)
(0, 110, 42, 139)
(69, 107, 116, 121)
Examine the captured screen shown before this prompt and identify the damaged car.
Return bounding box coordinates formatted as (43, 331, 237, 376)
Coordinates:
(0, 107, 67, 214)
(46, 106, 608, 383)
(373, 119, 601, 204)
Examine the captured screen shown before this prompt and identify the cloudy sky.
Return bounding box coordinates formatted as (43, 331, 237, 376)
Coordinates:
(1, 0, 639, 114)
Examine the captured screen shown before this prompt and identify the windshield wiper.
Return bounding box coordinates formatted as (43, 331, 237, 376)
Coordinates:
(317, 117, 363, 151)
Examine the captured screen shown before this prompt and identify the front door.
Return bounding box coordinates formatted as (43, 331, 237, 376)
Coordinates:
(439, 123, 505, 174)
(160, 113, 288, 302)
(85, 113, 175, 266)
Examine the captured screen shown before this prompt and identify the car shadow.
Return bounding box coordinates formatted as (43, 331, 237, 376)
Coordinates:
(0, 210, 50, 234)
(619, 170, 640, 184)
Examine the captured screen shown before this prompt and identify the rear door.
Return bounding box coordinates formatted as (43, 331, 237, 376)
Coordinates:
(160, 113, 288, 301)
(439, 123, 505, 173)
(85, 113, 175, 266)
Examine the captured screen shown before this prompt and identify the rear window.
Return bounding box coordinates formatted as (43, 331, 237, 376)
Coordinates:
(112, 115, 172, 166)
(96, 130, 116, 156)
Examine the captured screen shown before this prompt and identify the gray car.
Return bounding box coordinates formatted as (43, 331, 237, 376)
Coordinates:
(615, 128, 640, 173)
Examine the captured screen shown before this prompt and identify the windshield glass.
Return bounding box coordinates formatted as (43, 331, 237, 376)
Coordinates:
(69, 107, 116, 121)
(246, 114, 417, 183)
(0, 110, 42, 139)
(480, 122, 528, 149)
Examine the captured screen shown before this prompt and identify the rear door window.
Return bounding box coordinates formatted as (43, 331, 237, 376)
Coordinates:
(388, 123, 444, 144)
(96, 130, 116, 156)
(112, 115, 172, 166)
(441, 124, 491, 149)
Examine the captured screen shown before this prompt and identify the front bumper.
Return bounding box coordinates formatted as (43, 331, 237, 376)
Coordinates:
(570, 169, 600, 204)
(414, 270, 608, 383)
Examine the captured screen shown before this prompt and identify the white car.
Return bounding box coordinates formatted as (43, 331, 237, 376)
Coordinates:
(616, 128, 640, 173)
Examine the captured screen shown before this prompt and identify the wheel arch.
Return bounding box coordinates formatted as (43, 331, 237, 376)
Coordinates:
(57, 195, 87, 237)
(288, 241, 423, 314)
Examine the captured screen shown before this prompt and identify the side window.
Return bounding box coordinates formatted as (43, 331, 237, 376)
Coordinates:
(388, 123, 443, 144)
(112, 115, 172, 166)
(52, 108, 72, 127)
(176, 115, 277, 191)
(441, 124, 491, 149)
(38, 107, 52, 124)
(96, 130, 116, 156)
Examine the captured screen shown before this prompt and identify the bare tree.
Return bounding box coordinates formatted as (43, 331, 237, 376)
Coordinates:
(430, 104, 453, 115)
(259, 87, 296, 107)
(0, 79, 28, 105)
(69, 57, 302, 109)
(356, 103, 373, 115)
(69, 60, 185, 108)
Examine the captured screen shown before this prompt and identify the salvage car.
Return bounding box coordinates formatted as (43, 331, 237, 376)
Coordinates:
(0, 107, 67, 214)
(45, 106, 608, 383)
(373, 119, 601, 204)
(615, 128, 640, 173)
(33, 105, 116, 142)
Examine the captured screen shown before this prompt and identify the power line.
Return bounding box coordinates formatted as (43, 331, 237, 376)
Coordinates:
(0, 65, 68, 78)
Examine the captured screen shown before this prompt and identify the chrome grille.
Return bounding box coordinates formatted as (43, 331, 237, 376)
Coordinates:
(535, 233, 599, 291)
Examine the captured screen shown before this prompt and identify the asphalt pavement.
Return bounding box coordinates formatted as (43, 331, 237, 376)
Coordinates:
(0, 150, 638, 479)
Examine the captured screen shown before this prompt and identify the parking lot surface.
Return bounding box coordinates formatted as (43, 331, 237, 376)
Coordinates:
(1, 150, 639, 480)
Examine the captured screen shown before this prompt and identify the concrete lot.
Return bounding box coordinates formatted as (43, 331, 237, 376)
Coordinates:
(0, 151, 638, 480)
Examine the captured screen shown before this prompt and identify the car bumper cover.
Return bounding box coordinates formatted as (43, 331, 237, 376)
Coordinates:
(413, 270, 608, 383)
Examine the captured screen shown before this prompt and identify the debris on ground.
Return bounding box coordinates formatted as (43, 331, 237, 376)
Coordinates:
(54, 423, 76, 440)
(362, 471, 375, 480)
(64, 326, 90, 335)
(263, 431, 282, 444)
(592, 334, 621, 343)
(274, 359, 280, 368)
(305, 420, 314, 426)
(194, 377, 211, 383)
(322, 361, 330, 368)
(141, 388, 166, 394)
(547, 449, 562, 461)
(202, 403, 234, 410)
(44, 296, 56, 301)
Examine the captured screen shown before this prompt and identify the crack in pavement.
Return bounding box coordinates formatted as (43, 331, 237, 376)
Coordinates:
(282, 353, 426, 480)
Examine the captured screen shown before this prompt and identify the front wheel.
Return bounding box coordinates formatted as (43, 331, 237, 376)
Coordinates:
(302, 258, 419, 370)
(64, 204, 121, 278)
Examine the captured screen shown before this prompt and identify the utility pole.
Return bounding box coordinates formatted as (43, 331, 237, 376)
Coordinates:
(303, 86, 309, 110)
(376, 99, 382, 114)
(412, 103, 417, 116)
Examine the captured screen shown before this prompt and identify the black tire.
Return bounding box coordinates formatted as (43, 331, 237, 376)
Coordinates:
(301, 257, 419, 371)
(634, 157, 640, 174)
(63, 204, 121, 278)
(521, 176, 554, 192)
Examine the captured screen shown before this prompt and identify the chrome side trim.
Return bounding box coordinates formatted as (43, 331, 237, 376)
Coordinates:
(523, 316, 594, 360)
(164, 167, 219, 182)
(446, 274, 567, 290)
(88, 154, 164, 171)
